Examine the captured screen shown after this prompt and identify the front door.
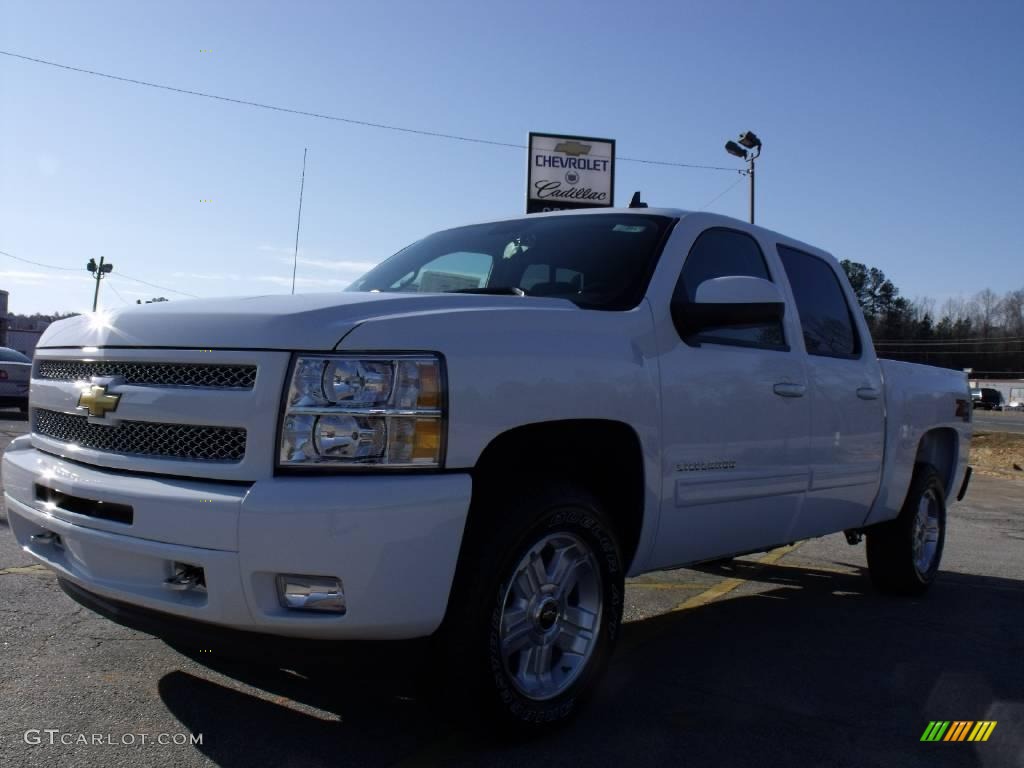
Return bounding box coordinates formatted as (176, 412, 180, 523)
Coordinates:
(649, 227, 811, 569)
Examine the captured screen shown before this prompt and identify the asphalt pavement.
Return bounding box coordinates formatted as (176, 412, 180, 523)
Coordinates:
(973, 410, 1024, 435)
(1, 408, 1022, 767)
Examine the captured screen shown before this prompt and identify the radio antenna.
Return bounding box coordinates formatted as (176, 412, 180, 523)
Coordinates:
(290, 148, 308, 295)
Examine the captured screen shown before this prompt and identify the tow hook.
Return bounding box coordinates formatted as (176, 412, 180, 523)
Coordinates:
(30, 531, 62, 548)
(844, 529, 864, 545)
(164, 563, 206, 591)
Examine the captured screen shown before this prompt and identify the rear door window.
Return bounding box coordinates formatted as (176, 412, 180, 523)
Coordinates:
(777, 245, 860, 358)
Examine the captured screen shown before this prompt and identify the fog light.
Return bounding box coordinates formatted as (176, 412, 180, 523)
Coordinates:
(276, 575, 346, 613)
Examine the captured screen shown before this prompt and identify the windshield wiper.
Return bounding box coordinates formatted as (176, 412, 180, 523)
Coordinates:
(450, 287, 526, 296)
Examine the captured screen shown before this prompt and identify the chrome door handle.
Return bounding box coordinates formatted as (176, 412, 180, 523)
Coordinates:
(773, 383, 806, 398)
(857, 387, 881, 400)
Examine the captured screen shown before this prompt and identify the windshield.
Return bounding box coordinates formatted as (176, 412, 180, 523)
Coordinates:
(347, 214, 675, 310)
(0, 348, 31, 363)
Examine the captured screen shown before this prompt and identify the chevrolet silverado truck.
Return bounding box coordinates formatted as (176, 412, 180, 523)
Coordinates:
(1, 209, 972, 727)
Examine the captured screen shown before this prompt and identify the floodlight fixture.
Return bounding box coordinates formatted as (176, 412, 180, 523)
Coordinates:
(724, 141, 748, 159)
(738, 131, 762, 150)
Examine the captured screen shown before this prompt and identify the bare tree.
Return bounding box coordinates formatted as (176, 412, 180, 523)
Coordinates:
(974, 289, 1003, 337)
(1000, 289, 1024, 336)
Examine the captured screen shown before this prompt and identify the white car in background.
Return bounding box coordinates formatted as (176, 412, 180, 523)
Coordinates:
(0, 347, 31, 414)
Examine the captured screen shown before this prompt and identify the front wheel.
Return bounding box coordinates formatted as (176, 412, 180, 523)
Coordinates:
(435, 482, 624, 729)
(866, 464, 946, 595)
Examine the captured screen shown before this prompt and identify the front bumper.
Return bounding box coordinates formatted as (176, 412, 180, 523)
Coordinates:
(2, 438, 472, 640)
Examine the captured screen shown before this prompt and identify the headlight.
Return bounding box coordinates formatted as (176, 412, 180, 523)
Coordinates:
(279, 354, 445, 469)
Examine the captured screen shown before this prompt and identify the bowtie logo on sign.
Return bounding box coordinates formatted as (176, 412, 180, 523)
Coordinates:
(527, 132, 616, 214)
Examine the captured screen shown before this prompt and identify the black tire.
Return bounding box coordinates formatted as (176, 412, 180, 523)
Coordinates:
(434, 480, 624, 730)
(866, 463, 946, 595)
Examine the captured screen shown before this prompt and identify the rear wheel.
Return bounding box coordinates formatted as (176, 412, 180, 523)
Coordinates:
(866, 464, 946, 595)
(435, 481, 624, 729)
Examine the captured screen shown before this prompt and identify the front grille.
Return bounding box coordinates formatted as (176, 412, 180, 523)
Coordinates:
(35, 360, 257, 389)
(33, 409, 246, 462)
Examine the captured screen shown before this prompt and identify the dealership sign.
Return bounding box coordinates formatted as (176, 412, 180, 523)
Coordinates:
(527, 132, 615, 213)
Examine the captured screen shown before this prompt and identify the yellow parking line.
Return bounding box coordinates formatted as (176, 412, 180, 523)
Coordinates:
(0, 564, 49, 576)
(672, 544, 801, 612)
(629, 582, 715, 591)
(756, 560, 855, 575)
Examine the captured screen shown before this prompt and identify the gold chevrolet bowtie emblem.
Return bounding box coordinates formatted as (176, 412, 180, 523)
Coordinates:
(78, 384, 121, 417)
(553, 141, 592, 157)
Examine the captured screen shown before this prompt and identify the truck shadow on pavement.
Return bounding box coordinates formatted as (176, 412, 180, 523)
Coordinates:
(158, 562, 1024, 768)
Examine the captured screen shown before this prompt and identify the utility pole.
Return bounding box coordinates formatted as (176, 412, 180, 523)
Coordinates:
(291, 148, 308, 295)
(86, 257, 113, 311)
(724, 131, 763, 225)
(748, 153, 756, 225)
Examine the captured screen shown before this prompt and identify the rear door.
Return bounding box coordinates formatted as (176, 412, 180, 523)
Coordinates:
(776, 245, 885, 538)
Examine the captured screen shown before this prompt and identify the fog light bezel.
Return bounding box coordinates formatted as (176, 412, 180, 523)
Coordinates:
(276, 574, 347, 614)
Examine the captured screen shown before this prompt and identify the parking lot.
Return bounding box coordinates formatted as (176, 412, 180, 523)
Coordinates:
(1, 408, 1022, 768)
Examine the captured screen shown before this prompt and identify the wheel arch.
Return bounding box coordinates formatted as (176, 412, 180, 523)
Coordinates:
(914, 427, 959, 499)
(468, 419, 648, 573)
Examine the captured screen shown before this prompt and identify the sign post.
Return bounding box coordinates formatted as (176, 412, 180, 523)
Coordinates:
(527, 132, 615, 214)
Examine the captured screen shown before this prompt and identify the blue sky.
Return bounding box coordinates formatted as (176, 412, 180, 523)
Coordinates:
(1, 0, 1022, 316)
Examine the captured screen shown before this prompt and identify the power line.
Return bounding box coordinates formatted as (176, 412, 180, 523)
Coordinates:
(115, 271, 199, 298)
(1, 247, 199, 298)
(105, 279, 130, 306)
(0, 248, 81, 272)
(0, 50, 739, 173)
(874, 337, 1024, 346)
(698, 175, 745, 211)
(879, 349, 1024, 356)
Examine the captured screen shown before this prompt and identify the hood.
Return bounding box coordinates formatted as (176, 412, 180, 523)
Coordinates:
(37, 292, 575, 351)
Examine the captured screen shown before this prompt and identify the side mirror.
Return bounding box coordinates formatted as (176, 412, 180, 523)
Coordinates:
(671, 276, 785, 338)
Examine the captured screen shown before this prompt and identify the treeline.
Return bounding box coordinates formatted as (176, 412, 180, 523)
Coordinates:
(840, 260, 1024, 377)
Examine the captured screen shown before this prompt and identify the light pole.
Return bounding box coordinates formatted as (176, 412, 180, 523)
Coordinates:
(86, 256, 113, 311)
(724, 131, 762, 224)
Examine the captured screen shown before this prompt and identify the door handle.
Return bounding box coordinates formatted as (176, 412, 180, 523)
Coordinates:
(856, 387, 881, 401)
(773, 382, 806, 398)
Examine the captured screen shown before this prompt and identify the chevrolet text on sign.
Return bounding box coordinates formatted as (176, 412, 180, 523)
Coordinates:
(527, 132, 615, 213)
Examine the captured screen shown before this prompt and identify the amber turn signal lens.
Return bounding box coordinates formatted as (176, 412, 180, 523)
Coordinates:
(411, 419, 441, 461)
(417, 364, 441, 409)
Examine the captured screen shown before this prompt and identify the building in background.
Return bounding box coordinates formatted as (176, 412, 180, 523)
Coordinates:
(0, 291, 58, 358)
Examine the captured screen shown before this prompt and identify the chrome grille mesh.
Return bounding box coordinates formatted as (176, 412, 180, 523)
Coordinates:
(35, 360, 256, 389)
(33, 408, 246, 462)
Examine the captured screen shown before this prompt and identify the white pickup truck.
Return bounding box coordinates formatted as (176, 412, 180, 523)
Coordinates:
(2, 209, 972, 727)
